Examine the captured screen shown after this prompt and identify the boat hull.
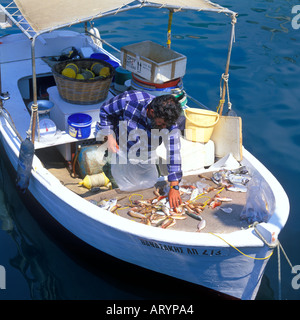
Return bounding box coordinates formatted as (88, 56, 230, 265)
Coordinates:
(0, 121, 280, 300)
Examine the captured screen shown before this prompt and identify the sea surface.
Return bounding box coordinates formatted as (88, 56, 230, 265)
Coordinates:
(0, 0, 300, 300)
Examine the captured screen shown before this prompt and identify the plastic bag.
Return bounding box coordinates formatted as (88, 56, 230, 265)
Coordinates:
(240, 174, 275, 224)
(111, 150, 158, 192)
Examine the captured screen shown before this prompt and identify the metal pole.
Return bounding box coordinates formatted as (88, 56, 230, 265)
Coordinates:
(30, 34, 38, 143)
(167, 10, 174, 49)
(218, 13, 237, 116)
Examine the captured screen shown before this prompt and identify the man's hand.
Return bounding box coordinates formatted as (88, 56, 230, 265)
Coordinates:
(107, 134, 119, 153)
(168, 183, 182, 209)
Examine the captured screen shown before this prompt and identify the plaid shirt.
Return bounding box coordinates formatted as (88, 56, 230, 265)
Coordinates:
(95, 90, 182, 182)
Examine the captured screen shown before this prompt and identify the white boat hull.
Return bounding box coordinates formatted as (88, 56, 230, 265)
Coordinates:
(0, 28, 289, 300)
(0, 118, 289, 299)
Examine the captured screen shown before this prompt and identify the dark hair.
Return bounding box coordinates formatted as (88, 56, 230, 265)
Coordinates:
(149, 94, 182, 127)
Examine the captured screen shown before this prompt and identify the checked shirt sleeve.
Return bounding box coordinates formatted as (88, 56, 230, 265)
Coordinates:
(167, 127, 182, 182)
(95, 92, 129, 136)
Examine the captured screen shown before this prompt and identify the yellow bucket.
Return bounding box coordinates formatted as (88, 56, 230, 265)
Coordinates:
(184, 107, 220, 143)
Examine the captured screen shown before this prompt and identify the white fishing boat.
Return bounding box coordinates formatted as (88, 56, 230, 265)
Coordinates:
(0, 1, 289, 300)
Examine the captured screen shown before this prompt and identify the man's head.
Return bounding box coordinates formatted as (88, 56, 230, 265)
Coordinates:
(147, 94, 182, 129)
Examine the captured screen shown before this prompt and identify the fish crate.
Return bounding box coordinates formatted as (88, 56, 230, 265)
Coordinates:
(120, 41, 186, 84)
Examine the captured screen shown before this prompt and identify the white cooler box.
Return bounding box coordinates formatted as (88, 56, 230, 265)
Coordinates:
(47, 86, 113, 160)
(156, 137, 215, 176)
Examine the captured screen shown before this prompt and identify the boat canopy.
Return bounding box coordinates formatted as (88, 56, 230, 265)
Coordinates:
(1, 0, 236, 38)
(0, 0, 237, 142)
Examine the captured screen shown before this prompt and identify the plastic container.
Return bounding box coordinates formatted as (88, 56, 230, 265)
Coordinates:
(131, 73, 180, 89)
(67, 113, 92, 139)
(106, 59, 120, 69)
(114, 67, 132, 91)
(184, 107, 219, 143)
(77, 143, 108, 178)
(90, 53, 109, 61)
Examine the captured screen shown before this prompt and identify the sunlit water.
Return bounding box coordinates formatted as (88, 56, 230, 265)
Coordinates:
(0, 0, 300, 300)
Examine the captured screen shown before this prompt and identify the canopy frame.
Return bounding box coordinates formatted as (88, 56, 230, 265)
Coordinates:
(0, 1, 236, 39)
(0, 0, 237, 142)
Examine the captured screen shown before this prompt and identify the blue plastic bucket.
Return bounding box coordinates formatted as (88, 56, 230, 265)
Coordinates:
(67, 113, 92, 139)
(106, 59, 120, 69)
(90, 53, 109, 61)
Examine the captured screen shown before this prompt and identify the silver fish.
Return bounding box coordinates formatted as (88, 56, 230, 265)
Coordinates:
(98, 198, 117, 210)
(231, 166, 249, 175)
(190, 188, 199, 201)
(186, 211, 203, 221)
(228, 174, 251, 185)
(197, 219, 206, 232)
(219, 207, 233, 214)
(162, 204, 170, 216)
(212, 170, 227, 185)
(107, 198, 117, 211)
(227, 184, 247, 192)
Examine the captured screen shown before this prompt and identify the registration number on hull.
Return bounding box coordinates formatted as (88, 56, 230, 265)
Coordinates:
(139, 239, 229, 257)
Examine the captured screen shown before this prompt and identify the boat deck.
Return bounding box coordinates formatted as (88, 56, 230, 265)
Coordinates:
(36, 146, 249, 234)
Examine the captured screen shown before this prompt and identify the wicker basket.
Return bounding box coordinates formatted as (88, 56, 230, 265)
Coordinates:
(52, 59, 115, 105)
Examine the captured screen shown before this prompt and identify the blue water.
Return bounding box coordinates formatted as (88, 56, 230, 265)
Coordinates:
(1, 0, 300, 300)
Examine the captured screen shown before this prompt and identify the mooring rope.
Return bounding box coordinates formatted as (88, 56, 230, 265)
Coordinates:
(217, 73, 232, 113)
(211, 221, 294, 300)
